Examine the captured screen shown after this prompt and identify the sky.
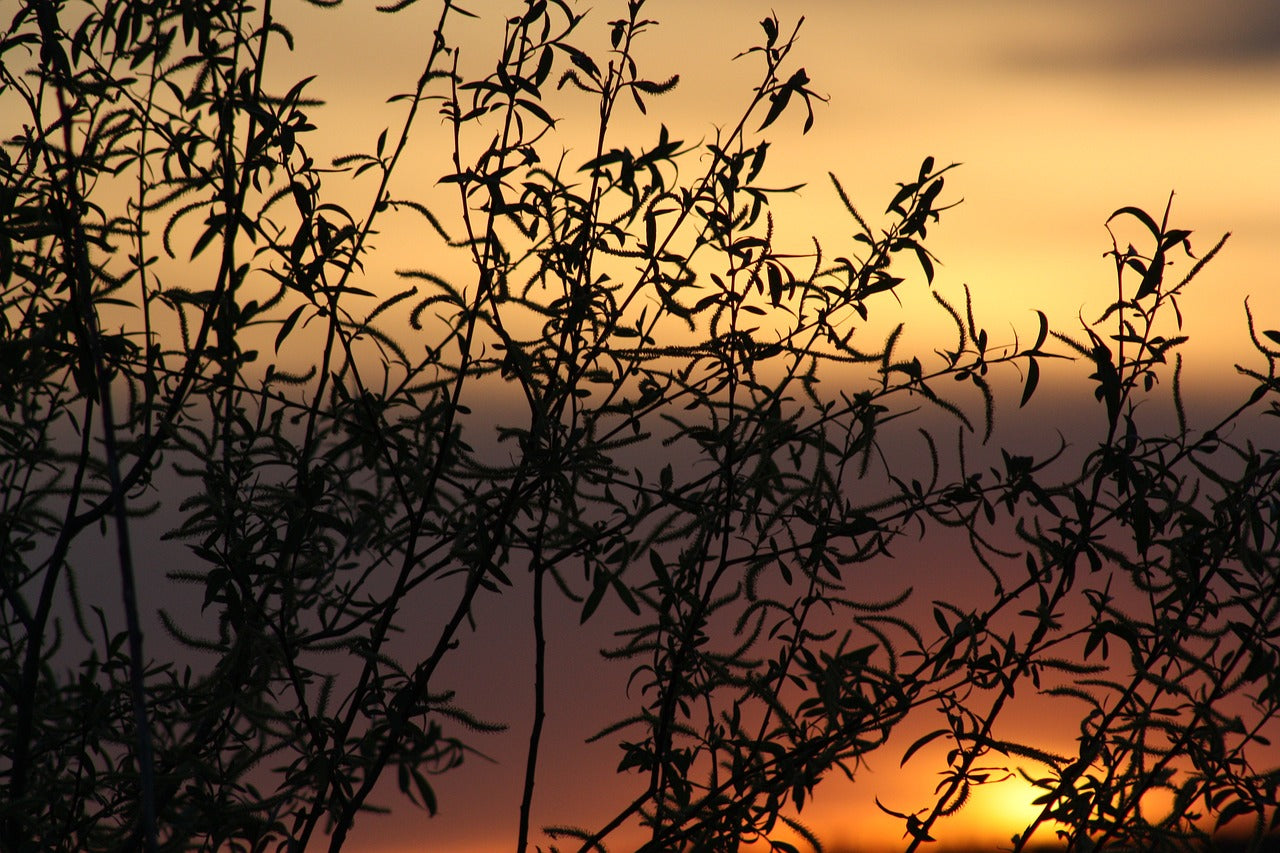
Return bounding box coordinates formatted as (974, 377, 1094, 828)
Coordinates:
(145, 1, 1280, 850)
(280, 0, 1280, 376)
(260, 1, 1280, 850)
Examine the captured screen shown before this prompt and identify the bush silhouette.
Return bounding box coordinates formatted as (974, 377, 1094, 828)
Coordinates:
(2, 1, 1279, 851)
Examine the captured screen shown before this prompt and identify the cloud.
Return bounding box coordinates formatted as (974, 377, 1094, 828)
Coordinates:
(995, 0, 1280, 73)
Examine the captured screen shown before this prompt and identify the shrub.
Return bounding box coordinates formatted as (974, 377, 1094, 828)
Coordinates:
(2, 1, 1278, 851)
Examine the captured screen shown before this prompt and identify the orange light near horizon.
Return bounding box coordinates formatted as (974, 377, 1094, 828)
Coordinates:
(960, 773, 1064, 847)
(943, 770, 1183, 850)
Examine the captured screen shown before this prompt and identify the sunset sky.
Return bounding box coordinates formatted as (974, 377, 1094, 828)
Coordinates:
(283, 0, 1280, 366)
(259, 1, 1280, 850)
(167, 0, 1280, 849)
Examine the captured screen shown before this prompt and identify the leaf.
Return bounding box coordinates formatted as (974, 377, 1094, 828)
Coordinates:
(1134, 246, 1164, 300)
(1020, 357, 1039, 407)
(1107, 205, 1160, 238)
(767, 263, 783, 307)
(1032, 309, 1048, 352)
(610, 573, 640, 615)
(901, 728, 949, 767)
(275, 304, 308, 353)
(918, 155, 935, 182)
(530, 47, 554, 88)
(875, 798, 911, 820)
(290, 182, 312, 217)
(912, 242, 934, 284)
(648, 550, 670, 587)
(1215, 795, 1257, 831)
(517, 97, 555, 126)
(761, 15, 778, 46)
(189, 217, 223, 260)
(412, 768, 438, 815)
(693, 292, 720, 313)
(1161, 228, 1193, 254)
(580, 571, 608, 623)
(759, 87, 792, 131)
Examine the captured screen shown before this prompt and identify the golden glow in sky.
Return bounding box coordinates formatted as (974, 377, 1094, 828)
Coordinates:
(283, 0, 1280, 375)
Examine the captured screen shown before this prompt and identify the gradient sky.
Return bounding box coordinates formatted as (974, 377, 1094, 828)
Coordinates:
(260, 1, 1280, 849)
(282, 0, 1280, 370)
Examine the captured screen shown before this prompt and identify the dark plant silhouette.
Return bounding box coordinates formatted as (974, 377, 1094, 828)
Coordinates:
(2, 1, 1278, 852)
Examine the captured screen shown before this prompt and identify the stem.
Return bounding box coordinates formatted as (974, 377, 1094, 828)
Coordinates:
(517, 542, 549, 852)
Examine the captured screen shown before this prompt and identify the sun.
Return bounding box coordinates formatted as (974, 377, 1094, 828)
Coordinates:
(941, 771, 1068, 848)
(950, 770, 1182, 848)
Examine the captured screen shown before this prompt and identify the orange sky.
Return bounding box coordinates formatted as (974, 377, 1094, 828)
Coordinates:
(281, 0, 1280, 368)
(246, 1, 1280, 849)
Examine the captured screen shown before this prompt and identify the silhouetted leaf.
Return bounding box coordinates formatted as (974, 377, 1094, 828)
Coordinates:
(1020, 357, 1039, 407)
(901, 728, 949, 767)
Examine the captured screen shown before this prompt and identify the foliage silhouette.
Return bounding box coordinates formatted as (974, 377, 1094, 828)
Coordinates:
(2, 1, 1279, 851)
